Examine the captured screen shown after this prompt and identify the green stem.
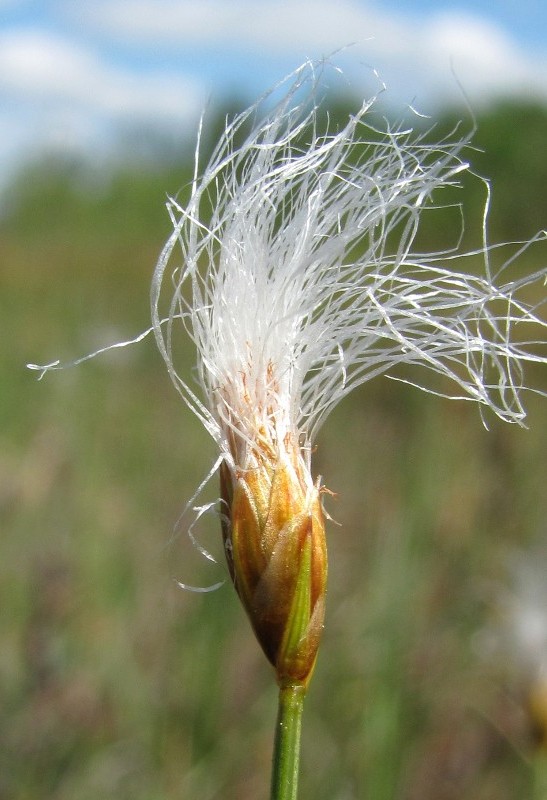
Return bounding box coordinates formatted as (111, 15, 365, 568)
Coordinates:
(270, 685, 306, 800)
(533, 753, 547, 800)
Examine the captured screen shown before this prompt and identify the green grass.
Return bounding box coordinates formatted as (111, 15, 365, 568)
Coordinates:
(1, 145, 546, 799)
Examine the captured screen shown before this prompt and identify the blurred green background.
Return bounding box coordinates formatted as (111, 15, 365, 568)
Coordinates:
(1, 98, 546, 800)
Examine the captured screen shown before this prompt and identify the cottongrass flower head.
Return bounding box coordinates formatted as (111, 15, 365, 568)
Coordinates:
(503, 552, 547, 680)
(29, 61, 547, 685)
(495, 549, 547, 750)
(146, 60, 547, 688)
(29, 59, 547, 798)
(472, 546, 547, 768)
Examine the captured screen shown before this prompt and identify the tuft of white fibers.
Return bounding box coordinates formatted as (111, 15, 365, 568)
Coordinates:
(480, 548, 547, 683)
(28, 60, 547, 478)
(149, 60, 547, 476)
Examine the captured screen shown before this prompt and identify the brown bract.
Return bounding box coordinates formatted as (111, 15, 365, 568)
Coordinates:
(220, 447, 327, 689)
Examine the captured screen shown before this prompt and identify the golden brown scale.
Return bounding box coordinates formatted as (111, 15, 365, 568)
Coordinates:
(220, 447, 327, 688)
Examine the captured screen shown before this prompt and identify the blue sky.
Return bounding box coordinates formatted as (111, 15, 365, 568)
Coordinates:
(1, 0, 546, 190)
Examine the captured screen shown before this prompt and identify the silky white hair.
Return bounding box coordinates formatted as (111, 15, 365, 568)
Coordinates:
(29, 61, 547, 472)
(148, 60, 546, 475)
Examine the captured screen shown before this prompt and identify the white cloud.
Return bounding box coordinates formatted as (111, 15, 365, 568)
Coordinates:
(1, 1, 546, 194)
(69, 0, 408, 52)
(75, 0, 547, 105)
(0, 29, 204, 122)
(421, 12, 547, 103)
(0, 28, 206, 191)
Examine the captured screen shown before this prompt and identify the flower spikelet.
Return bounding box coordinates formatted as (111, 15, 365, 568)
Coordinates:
(220, 447, 327, 687)
(148, 61, 547, 681)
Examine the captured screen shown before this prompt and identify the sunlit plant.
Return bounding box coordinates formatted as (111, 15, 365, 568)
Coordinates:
(30, 60, 547, 799)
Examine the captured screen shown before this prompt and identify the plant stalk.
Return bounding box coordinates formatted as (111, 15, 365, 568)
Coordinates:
(270, 684, 306, 800)
(533, 753, 547, 800)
